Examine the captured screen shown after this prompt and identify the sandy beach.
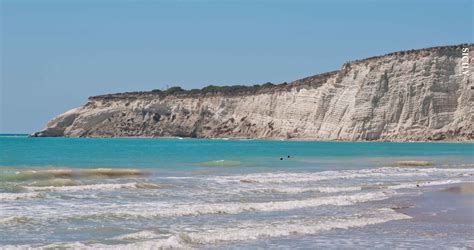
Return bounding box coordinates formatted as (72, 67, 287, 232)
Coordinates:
(398, 183, 474, 228)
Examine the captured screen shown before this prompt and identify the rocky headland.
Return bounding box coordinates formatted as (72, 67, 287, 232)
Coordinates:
(33, 44, 473, 141)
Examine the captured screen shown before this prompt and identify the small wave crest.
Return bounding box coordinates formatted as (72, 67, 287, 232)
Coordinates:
(246, 178, 466, 195)
(395, 160, 433, 167)
(210, 167, 474, 184)
(386, 179, 463, 190)
(0, 192, 45, 201)
(111, 230, 165, 241)
(29, 178, 78, 187)
(24, 182, 163, 192)
(267, 186, 362, 194)
(86, 208, 411, 249)
(0, 216, 37, 226)
(197, 160, 241, 167)
(0, 168, 149, 182)
(76, 191, 395, 219)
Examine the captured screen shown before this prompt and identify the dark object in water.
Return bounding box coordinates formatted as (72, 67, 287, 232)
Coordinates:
(287, 155, 291, 158)
(280, 157, 283, 160)
(416, 184, 420, 187)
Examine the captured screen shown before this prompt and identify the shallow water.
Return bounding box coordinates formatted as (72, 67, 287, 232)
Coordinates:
(0, 136, 473, 248)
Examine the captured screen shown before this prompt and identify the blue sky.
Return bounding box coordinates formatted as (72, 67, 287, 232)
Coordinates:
(1, 0, 472, 133)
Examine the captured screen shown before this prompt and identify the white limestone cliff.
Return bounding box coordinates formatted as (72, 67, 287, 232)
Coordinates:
(33, 44, 473, 141)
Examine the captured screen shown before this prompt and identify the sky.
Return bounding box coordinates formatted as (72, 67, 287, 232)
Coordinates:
(1, 0, 472, 133)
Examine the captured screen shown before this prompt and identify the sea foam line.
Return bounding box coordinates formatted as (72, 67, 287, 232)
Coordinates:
(0, 168, 149, 182)
(266, 186, 362, 194)
(77, 191, 394, 219)
(385, 179, 463, 190)
(0, 182, 162, 201)
(6, 208, 410, 249)
(263, 179, 466, 194)
(24, 182, 162, 192)
(0, 190, 396, 225)
(0, 192, 45, 201)
(208, 167, 474, 184)
(86, 208, 412, 249)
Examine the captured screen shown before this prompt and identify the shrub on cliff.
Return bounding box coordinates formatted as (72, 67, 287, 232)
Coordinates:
(261, 82, 274, 88)
(201, 85, 258, 94)
(152, 82, 279, 96)
(164, 86, 185, 94)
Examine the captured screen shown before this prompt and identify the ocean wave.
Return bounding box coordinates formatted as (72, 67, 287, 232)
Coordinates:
(12, 209, 408, 249)
(111, 230, 166, 241)
(395, 160, 433, 167)
(208, 167, 474, 184)
(0, 192, 45, 201)
(0, 216, 37, 226)
(386, 179, 464, 190)
(24, 182, 163, 192)
(228, 170, 423, 184)
(197, 160, 241, 167)
(0, 168, 149, 182)
(88, 208, 411, 248)
(0, 183, 28, 193)
(263, 186, 362, 194)
(76, 191, 395, 219)
(28, 178, 78, 187)
(244, 178, 466, 195)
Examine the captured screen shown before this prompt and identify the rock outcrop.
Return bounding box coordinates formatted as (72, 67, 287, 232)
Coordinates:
(33, 44, 473, 141)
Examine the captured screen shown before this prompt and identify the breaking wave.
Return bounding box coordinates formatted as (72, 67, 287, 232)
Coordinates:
(262, 186, 362, 194)
(24, 182, 163, 192)
(5, 208, 410, 249)
(76, 191, 394, 219)
(386, 179, 464, 190)
(1, 164, 471, 248)
(395, 160, 433, 167)
(112, 230, 165, 241)
(0, 168, 149, 182)
(197, 160, 241, 167)
(0, 192, 45, 201)
(208, 167, 474, 184)
(243, 179, 467, 195)
(90, 208, 411, 248)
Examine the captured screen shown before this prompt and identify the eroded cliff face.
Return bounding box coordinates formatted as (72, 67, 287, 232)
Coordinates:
(33, 45, 473, 141)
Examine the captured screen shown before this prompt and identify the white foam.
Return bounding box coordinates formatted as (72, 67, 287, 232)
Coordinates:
(267, 186, 362, 194)
(0, 216, 35, 226)
(386, 179, 464, 190)
(248, 179, 466, 195)
(90, 208, 410, 249)
(81, 191, 394, 219)
(161, 176, 194, 180)
(180, 208, 411, 244)
(209, 167, 474, 184)
(24, 182, 161, 192)
(112, 230, 161, 241)
(108, 235, 185, 249)
(0, 192, 44, 201)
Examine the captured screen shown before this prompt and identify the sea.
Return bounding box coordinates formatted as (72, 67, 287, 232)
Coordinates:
(0, 134, 473, 249)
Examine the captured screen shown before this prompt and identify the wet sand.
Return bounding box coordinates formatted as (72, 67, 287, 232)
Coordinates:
(400, 183, 474, 225)
(442, 183, 474, 194)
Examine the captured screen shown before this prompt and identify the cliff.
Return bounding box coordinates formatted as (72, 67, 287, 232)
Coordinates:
(33, 44, 473, 141)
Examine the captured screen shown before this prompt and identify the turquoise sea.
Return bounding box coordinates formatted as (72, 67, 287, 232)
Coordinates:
(1, 135, 473, 248)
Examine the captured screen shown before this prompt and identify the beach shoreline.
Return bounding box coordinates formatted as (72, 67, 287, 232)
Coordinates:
(399, 182, 474, 226)
(25, 134, 474, 144)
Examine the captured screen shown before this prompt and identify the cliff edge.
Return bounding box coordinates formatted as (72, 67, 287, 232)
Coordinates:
(33, 44, 473, 141)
